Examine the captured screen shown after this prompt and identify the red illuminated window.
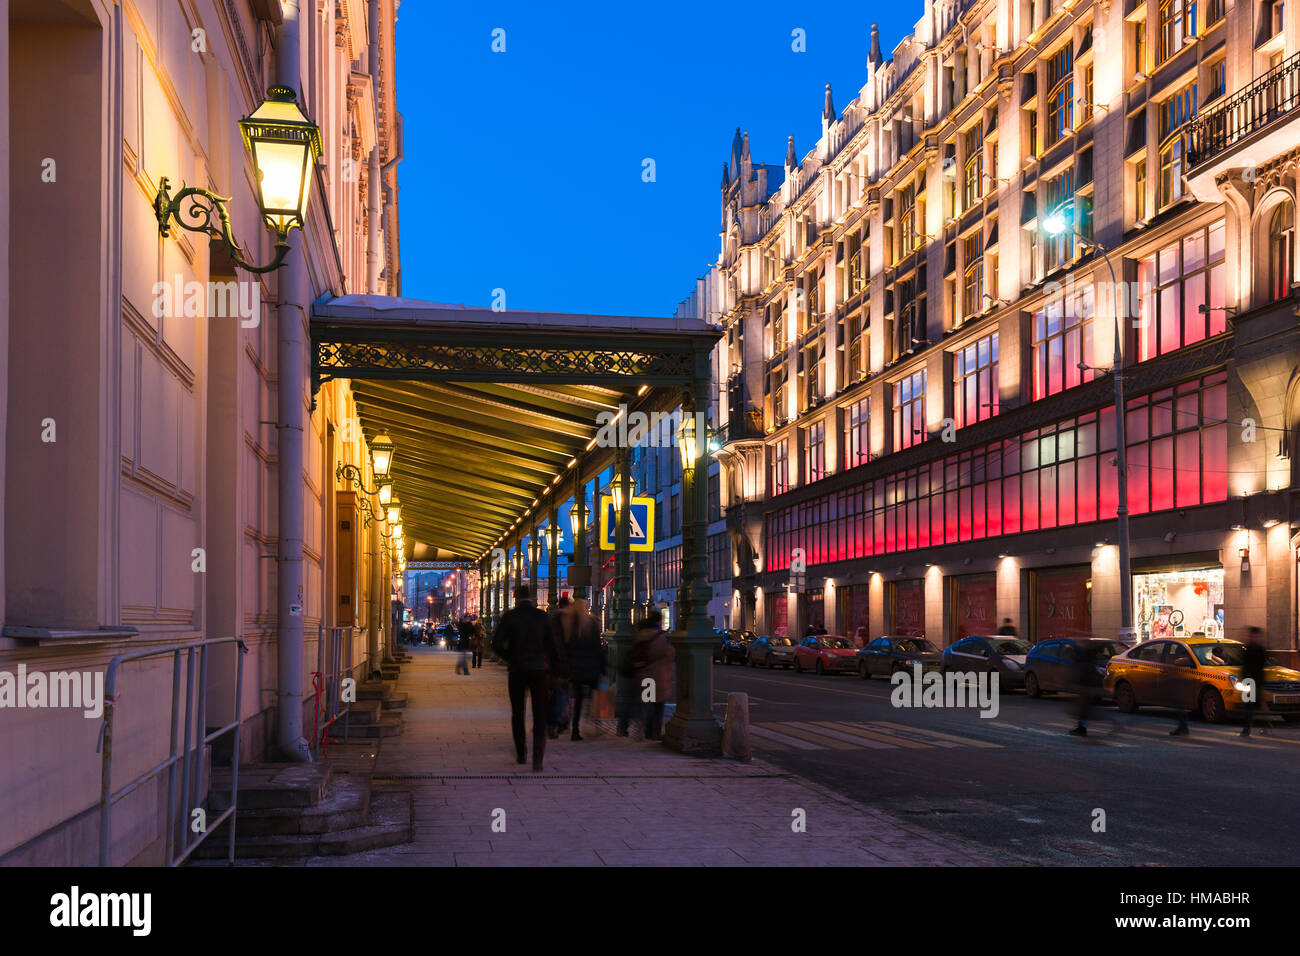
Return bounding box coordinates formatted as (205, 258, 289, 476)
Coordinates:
(1033, 284, 1095, 399)
(953, 332, 999, 428)
(1137, 219, 1225, 361)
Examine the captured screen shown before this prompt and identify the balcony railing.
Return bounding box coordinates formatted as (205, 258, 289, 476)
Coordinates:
(1186, 52, 1300, 169)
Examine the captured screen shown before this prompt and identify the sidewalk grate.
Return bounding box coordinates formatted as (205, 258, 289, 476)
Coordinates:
(372, 773, 791, 781)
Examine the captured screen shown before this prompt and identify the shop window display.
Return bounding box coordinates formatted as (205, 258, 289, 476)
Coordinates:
(1132, 568, 1224, 642)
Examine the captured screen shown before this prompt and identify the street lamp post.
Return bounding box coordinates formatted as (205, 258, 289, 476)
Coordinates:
(1043, 201, 1133, 640)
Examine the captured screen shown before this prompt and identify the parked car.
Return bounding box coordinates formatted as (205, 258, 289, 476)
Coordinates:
(793, 635, 859, 675)
(942, 635, 1032, 690)
(1023, 637, 1124, 698)
(713, 629, 757, 665)
(1103, 637, 1300, 723)
(746, 635, 797, 669)
(856, 636, 943, 679)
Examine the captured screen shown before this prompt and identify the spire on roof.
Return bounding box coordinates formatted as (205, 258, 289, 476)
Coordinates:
(823, 83, 835, 123)
(730, 126, 744, 173)
(741, 130, 751, 162)
(868, 23, 883, 68)
(721, 162, 730, 188)
(785, 135, 797, 169)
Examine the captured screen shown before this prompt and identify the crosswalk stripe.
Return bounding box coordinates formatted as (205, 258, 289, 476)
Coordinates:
(749, 724, 825, 750)
(869, 720, 1002, 749)
(785, 721, 899, 749)
(802, 721, 933, 749)
(759, 722, 861, 750)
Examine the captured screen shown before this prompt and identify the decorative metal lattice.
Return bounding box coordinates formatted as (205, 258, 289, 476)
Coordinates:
(313, 339, 697, 387)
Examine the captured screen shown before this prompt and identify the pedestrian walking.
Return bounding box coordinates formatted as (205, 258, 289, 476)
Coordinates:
(491, 586, 557, 771)
(455, 618, 472, 675)
(1165, 642, 1194, 736)
(1068, 641, 1103, 737)
(1241, 626, 1268, 737)
(470, 619, 484, 668)
(997, 618, 1018, 636)
(548, 598, 573, 739)
(566, 598, 606, 741)
(630, 617, 675, 741)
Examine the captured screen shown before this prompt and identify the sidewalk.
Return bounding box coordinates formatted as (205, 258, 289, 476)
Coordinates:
(296, 646, 993, 866)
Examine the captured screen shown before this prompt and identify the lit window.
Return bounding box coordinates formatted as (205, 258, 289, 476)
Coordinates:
(962, 232, 985, 319)
(1033, 284, 1095, 399)
(1041, 167, 1078, 273)
(1137, 219, 1226, 361)
(1268, 201, 1294, 302)
(1158, 82, 1197, 208)
(1046, 46, 1074, 147)
(845, 397, 871, 468)
(1157, 0, 1197, 64)
(963, 123, 984, 209)
(897, 183, 917, 258)
(953, 332, 999, 428)
(893, 369, 927, 451)
(804, 421, 826, 483)
(771, 439, 789, 495)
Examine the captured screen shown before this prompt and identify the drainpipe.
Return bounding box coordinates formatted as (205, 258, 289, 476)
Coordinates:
(380, 110, 403, 292)
(365, 0, 380, 293)
(368, 508, 381, 676)
(275, 0, 311, 762)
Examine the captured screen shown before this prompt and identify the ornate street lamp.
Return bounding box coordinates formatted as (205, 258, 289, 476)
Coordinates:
(377, 480, 393, 508)
(678, 413, 698, 475)
(369, 434, 395, 479)
(569, 507, 581, 540)
(610, 464, 630, 516)
(385, 497, 402, 526)
(154, 86, 322, 274)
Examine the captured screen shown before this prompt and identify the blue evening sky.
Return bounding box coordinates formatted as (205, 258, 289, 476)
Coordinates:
(395, 2, 916, 317)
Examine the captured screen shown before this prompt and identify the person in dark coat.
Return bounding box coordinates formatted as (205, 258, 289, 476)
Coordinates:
(629, 618, 675, 741)
(491, 586, 557, 770)
(1241, 626, 1268, 737)
(1068, 641, 1103, 736)
(547, 598, 573, 739)
(566, 599, 606, 741)
(456, 617, 475, 674)
(996, 618, 1018, 636)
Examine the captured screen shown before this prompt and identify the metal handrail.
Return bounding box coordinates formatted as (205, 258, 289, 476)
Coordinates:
(312, 625, 355, 759)
(1186, 52, 1300, 168)
(97, 636, 248, 866)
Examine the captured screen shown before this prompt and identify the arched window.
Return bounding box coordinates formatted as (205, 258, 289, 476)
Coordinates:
(1268, 200, 1295, 302)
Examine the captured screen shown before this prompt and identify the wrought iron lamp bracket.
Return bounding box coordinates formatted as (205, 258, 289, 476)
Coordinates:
(154, 176, 290, 274)
(336, 462, 382, 496)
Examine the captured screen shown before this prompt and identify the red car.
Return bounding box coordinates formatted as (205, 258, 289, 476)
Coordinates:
(793, 635, 859, 675)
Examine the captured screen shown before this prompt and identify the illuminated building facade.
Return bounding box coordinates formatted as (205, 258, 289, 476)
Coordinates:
(713, 1, 1300, 659)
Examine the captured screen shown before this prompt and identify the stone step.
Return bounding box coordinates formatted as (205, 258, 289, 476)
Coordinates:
(195, 787, 412, 859)
(379, 667, 400, 680)
(209, 763, 333, 811)
(327, 714, 403, 738)
(210, 775, 372, 837)
(345, 699, 384, 724)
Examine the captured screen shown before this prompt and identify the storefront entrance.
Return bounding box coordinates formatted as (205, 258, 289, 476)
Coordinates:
(1034, 566, 1093, 642)
(838, 584, 870, 645)
(951, 573, 998, 642)
(768, 591, 788, 637)
(1133, 566, 1224, 641)
(890, 579, 925, 636)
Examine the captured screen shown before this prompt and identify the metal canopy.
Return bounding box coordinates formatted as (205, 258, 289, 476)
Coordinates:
(311, 295, 721, 559)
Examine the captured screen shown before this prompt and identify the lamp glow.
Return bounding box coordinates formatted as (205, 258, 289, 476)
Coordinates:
(238, 86, 323, 237)
(370, 434, 395, 478)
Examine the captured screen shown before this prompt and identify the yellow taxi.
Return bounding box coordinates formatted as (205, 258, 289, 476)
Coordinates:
(1102, 637, 1300, 723)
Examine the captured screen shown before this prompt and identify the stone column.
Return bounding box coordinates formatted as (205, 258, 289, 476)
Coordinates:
(547, 505, 559, 609)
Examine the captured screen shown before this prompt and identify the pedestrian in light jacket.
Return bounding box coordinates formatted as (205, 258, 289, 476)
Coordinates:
(630, 618, 675, 741)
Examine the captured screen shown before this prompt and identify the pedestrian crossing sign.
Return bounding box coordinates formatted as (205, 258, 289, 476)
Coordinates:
(598, 495, 655, 552)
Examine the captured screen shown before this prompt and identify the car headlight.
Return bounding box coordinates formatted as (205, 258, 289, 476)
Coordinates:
(1232, 679, 1251, 693)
